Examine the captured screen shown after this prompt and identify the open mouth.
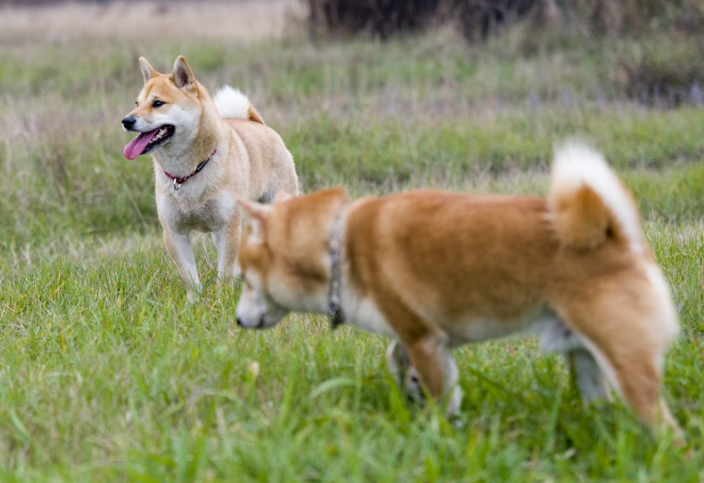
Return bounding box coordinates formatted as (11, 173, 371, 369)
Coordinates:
(123, 125, 175, 160)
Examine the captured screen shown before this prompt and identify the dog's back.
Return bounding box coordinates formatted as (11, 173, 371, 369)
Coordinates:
(213, 86, 298, 202)
(345, 192, 555, 335)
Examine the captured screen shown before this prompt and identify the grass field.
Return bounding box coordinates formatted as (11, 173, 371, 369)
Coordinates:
(1, 1, 703, 481)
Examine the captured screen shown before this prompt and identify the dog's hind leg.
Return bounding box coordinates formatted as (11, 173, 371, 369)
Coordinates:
(565, 349, 611, 405)
(554, 274, 681, 438)
(539, 317, 610, 404)
(579, 336, 680, 439)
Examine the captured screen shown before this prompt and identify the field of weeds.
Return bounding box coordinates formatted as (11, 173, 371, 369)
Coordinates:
(0, 1, 702, 481)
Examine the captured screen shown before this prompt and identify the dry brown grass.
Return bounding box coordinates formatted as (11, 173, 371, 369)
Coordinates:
(0, 0, 298, 45)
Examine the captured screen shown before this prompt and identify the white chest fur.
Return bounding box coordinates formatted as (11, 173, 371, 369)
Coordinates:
(157, 190, 236, 234)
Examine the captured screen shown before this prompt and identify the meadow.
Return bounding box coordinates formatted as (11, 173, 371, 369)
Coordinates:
(0, 1, 702, 481)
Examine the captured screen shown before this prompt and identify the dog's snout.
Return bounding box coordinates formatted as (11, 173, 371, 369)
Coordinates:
(236, 317, 243, 327)
(121, 116, 136, 131)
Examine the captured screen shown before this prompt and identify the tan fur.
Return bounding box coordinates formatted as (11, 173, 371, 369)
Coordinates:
(550, 185, 610, 249)
(122, 55, 298, 297)
(247, 105, 265, 124)
(235, 147, 681, 439)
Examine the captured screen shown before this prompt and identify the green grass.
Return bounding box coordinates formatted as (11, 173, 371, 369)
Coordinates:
(1, 232, 702, 482)
(1, 7, 703, 482)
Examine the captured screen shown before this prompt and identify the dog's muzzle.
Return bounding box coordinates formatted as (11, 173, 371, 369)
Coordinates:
(121, 116, 137, 131)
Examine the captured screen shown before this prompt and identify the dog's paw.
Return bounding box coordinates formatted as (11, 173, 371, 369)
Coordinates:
(386, 340, 411, 385)
(186, 286, 203, 303)
(404, 368, 425, 404)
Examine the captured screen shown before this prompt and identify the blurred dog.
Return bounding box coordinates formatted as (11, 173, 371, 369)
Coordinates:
(235, 142, 680, 437)
(122, 55, 298, 298)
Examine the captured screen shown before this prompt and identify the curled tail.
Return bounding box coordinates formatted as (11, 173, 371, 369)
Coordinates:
(548, 141, 645, 252)
(213, 85, 265, 124)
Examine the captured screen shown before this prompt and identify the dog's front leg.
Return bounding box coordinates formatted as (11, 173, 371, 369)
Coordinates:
(163, 229, 200, 299)
(406, 335, 462, 417)
(386, 340, 410, 386)
(386, 341, 424, 403)
(213, 213, 242, 285)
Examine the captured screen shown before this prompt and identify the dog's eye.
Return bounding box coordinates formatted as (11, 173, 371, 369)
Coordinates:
(152, 100, 165, 108)
(134, 101, 138, 107)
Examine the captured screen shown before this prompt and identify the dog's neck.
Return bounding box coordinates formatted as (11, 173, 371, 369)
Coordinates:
(163, 148, 217, 190)
(327, 210, 346, 329)
(152, 103, 222, 178)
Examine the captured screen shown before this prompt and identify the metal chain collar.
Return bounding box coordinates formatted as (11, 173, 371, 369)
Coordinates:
(327, 214, 346, 329)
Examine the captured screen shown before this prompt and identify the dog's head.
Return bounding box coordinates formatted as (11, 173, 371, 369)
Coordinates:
(121, 55, 203, 160)
(235, 189, 349, 329)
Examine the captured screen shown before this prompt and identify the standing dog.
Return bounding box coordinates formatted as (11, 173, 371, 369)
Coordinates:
(235, 142, 680, 437)
(122, 55, 298, 298)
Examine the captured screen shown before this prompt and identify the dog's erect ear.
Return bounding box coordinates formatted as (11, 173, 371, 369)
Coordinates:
(139, 57, 159, 84)
(172, 55, 196, 90)
(237, 198, 271, 244)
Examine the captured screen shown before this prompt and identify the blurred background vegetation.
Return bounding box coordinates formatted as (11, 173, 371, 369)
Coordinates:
(0, 0, 702, 258)
(303, 0, 704, 106)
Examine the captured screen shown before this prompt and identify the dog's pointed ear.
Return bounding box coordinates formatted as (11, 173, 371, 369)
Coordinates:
(172, 55, 196, 90)
(139, 57, 159, 84)
(237, 198, 271, 244)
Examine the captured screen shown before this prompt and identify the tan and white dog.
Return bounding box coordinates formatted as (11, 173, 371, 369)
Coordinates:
(235, 142, 681, 436)
(122, 55, 298, 297)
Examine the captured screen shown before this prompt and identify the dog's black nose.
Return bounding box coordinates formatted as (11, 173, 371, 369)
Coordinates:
(236, 317, 243, 326)
(121, 116, 136, 130)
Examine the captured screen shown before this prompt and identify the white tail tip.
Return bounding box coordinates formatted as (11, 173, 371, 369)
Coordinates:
(213, 85, 251, 120)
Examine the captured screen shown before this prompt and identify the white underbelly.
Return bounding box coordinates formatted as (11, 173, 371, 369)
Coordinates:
(442, 307, 575, 349)
(342, 294, 587, 356)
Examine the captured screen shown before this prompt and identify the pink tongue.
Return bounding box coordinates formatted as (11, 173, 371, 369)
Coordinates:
(123, 129, 159, 160)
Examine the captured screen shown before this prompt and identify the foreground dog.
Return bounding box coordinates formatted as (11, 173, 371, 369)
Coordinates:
(235, 142, 681, 436)
(122, 55, 298, 297)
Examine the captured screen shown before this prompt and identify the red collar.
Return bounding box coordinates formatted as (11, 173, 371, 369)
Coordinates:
(164, 149, 217, 190)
